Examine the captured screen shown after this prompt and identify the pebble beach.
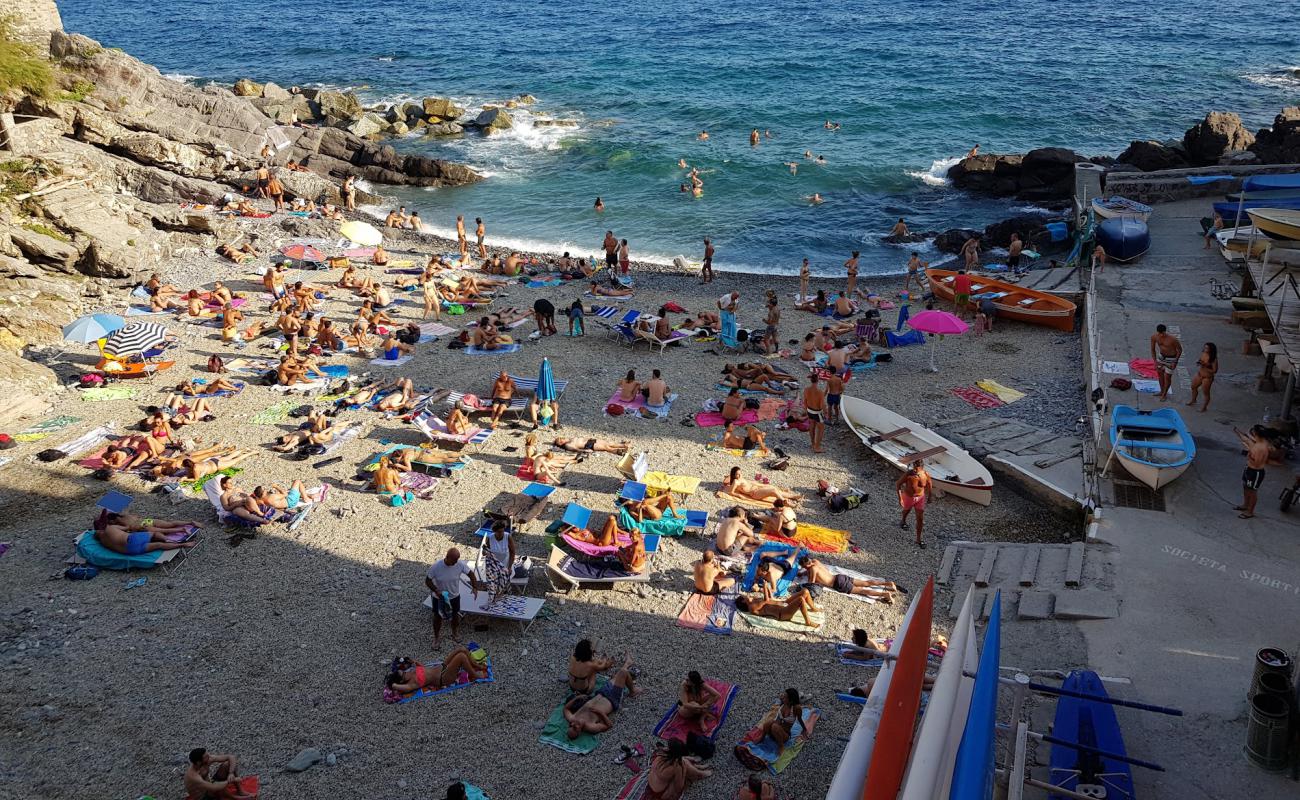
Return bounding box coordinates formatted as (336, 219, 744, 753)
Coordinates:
(1, 212, 1085, 800)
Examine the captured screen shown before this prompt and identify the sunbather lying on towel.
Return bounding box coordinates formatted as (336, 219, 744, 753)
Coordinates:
(588, 281, 633, 298)
(721, 423, 769, 455)
(563, 513, 624, 548)
(271, 411, 333, 452)
(737, 774, 777, 800)
(552, 436, 630, 455)
(736, 584, 821, 627)
(723, 467, 801, 505)
(532, 447, 575, 485)
(568, 639, 615, 693)
(100, 435, 167, 472)
(729, 362, 797, 383)
(693, 550, 735, 594)
(388, 447, 464, 471)
(646, 737, 714, 799)
(253, 480, 316, 512)
(377, 377, 417, 412)
(151, 446, 254, 479)
(624, 492, 680, 521)
(163, 396, 216, 424)
(719, 373, 787, 394)
(216, 242, 256, 264)
(715, 507, 762, 557)
(95, 520, 196, 556)
(102, 511, 200, 534)
(563, 656, 642, 739)
(798, 556, 901, 602)
(841, 628, 888, 661)
(385, 647, 489, 693)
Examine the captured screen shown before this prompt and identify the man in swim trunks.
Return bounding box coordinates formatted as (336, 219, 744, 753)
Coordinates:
(802, 374, 826, 453)
(95, 520, 197, 557)
(764, 297, 781, 355)
(953, 269, 972, 319)
(1007, 233, 1024, 269)
(603, 230, 619, 271)
(564, 657, 641, 739)
(475, 217, 487, 257)
(489, 371, 516, 428)
(824, 371, 844, 425)
(1234, 425, 1273, 519)
(1150, 323, 1182, 401)
(714, 507, 760, 556)
(456, 214, 468, 257)
(701, 238, 714, 284)
(896, 461, 932, 548)
(645, 369, 671, 407)
(425, 547, 483, 646)
(693, 549, 736, 594)
(797, 555, 901, 601)
(184, 748, 245, 800)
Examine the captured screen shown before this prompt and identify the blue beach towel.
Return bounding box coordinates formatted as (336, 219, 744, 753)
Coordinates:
(885, 329, 925, 347)
(465, 344, 522, 355)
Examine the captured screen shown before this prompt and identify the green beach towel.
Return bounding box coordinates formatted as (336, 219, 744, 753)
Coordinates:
(251, 400, 298, 425)
(15, 414, 82, 442)
(617, 506, 687, 538)
(539, 700, 601, 754)
(79, 386, 137, 402)
(182, 467, 242, 493)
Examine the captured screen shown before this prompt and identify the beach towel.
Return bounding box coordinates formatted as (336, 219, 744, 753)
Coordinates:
(540, 697, 603, 754)
(653, 677, 739, 742)
(56, 425, 117, 458)
(885, 329, 925, 347)
(561, 530, 632, 557)
(14, 415, 82, 442)
(695, 409, 757, 427)
(269, 378, 330, 394)
(712, 383, 786, 397)
(705, 436, 762, 458)
(554, 553, 642, 582)
(419, 322, 457, 338)
(738, 606, 825, 633)
(741, 543, 805, 595)
(617, 506, 689, 538)
(1101, 360, 1130, 376)
(613, 773, 650, 800)
(824, 564, 887, 605)
(714, 489, 778, 509)
(975, 379, 1026, 403)
(317, 422, 363, 458)
(641, 471, 701, 497)
(527, 277, 563, 288)
(180, 466, 241, 493)
(465, 344, 521, 355)
(250, 400, 298, 425)
(75, 531, 167, 570)
(1133, 379, 1161, 393)
(836, 643, 885, 667)
(676, 591, 737, 636)
(186, 379, 246, 399)
(126, 305, 172, 316)
(78, 386, 137, 402)
(370, 354, 415, 367)
(394, 657, 494, 704)
(765, 522, 850, 554)
(734, 706, 820, 774)
(1128, 358, 1159, 379)
(951, 386, 1003, 409)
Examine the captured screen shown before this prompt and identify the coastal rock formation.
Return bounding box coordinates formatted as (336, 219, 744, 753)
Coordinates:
(947, 148, 1085, 200)
(1116, 140, 1189, 172)
(982, 213, 1066, 249)
(1249, 107, 1300, 165)
(232, 78, 262, 97)
(6, 0, 62, 47)
(934, 228, 980, 254)
(1182, 111, 1255, 166)
(474, 107, 514, 133)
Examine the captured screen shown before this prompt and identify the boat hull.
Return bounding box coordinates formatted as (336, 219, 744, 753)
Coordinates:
(1109, 404, 1196, 491)
(1092, 196, 1152, 221)
(1048, 671, 1135, 800)
(1243, 173, 1300, 193)
(949, 592, 1002, 800)
(1247, 208, 1300, 241)
(1096, 217, 1150, 262)
(927, 269, 1077, 332)
(842, 395, 994, 506)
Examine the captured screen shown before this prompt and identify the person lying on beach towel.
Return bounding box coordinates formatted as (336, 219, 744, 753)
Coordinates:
(95, 516, 197, 557)
(270, 410, 333, 452)
(149, 445, 254, 480)
(624, 492, 681, 522)
(377, 377, 418, 413)
(736, 584, 821, 628)
(721, 423, 769, 455)
(385, 446, 465, 472)
(797, 556, 901, 602)
(693, 550, 736, 595)
(385, 648, 489, 694)
(552, 436, 630, 455)
(589, 281, 633, 297)
(722, 467, 801, 506)
(216, 241, 258, 264)
(562, 657, 641, 740)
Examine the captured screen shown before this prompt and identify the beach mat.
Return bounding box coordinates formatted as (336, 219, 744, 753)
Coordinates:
(738, 607, 825, 633)
(653, 677, 739, 742)
(540, 697, 601, 754)
(56, 425, 116, 458)
(766, 522, 849, 554)
(78, 386, 137, 402)
(975, 379, 1025, 403)
(951, 386, 1003, 409)
(1128, 358, 1159, 379)
(251, 400, 298, 425)
(395, 657, 494, 704)
(370, 354, 415, 367)
(465, 344, 521, 355)
(676, 591, 737, 635)
(734, 706, 820, 774)
(15, 414, 81, 442)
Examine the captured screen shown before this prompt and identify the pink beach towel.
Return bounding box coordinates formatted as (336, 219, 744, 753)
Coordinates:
(561, 530, 631, 556)
(1128, 358, 1159, 379)
(951, 386, 1003, 409)
(607, 390, 647, 413)
(695, 409, 759, 428)
(653, 677, 739, 741)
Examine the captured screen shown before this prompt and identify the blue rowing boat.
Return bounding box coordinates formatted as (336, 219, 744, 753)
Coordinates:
(1096, 218, 1150, 263)
(1109, 405, 1195, 490)
(1243, 173, 1300, 193)
(1214, 197, 1300, 221)
(1049, 671, 1136, 800)
(948, 591, 1001, 800)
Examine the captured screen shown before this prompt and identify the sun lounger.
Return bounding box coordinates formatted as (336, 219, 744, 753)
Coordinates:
(615, 452, 701, 498)
(413, 412, 493, 451)
(634, 326, 691, 354)
(590, 305, 620, 319)
(734, 706, 820, 774)
(443, 390, 529, 418)
(202, 479, 269, 528)
(483, 483, 554, 528)
(507, 375, 570, 398)
(68, 531, 185, 573)
(603, 310, 642, 345)
(545, 537, 660, 592)
(653, 677, 739, 741)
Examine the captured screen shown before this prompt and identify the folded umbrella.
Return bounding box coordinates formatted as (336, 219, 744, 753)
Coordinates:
(63, 313, 125, 344)
(536, 357, 557, 403)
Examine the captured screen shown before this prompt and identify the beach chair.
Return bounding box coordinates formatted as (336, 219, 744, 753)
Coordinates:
(507, 375, 570, 400)
(67, 531, 188, 574)
(412, 411, 494, 452)
(615, 452, 701, 499)
(602, 310, 641, 344)
(442, 391, 530, 420)
(635, 325, 691, 354)
(203, 480, 269, 529)
(544, 535, 661, 593)
(421, 578, 546, 633)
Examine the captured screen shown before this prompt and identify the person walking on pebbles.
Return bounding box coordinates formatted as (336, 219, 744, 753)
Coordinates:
(802, 374, 827, 453)
(896, 461, 933, 548)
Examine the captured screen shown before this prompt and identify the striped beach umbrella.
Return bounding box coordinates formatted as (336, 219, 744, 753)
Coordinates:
(62, 313, 125, 344)
(536, 357, 557, 402)
(102, 322, 169, 357)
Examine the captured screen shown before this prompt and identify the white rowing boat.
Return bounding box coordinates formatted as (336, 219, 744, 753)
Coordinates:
(825, 583, 927, 800)
(1092, 195, 1152, 221)
(898, 587, 979, 800)
(842, 395, 994, 505)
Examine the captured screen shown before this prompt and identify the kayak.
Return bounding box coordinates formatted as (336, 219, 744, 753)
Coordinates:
(948, 591, 1003, 800)
(1048, 671, 1136, 800)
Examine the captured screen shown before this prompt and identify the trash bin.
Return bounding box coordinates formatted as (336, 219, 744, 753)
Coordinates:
(1249, 647, 1293, 701)
(1245, 692, 1292, 771)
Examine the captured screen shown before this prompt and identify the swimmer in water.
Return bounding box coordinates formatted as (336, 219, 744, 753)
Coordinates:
(784, 162, 798, 175)
(678, 158, 688, 168)
(803, 150, 813, 159)
(698, 131, 709, 141)
(816, 155, 827, 164)
(764, 129, 773, 138)
(809, 193, 823, 205)
(594, 197, 605, 212)
(750, 129, 760, 146)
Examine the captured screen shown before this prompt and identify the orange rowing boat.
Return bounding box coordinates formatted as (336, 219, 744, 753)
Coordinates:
(927, 269, 1077, 332)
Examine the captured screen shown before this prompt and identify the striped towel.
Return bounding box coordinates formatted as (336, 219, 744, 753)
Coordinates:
(590, 306, 620, 319)
(951, 386, 1003, 409)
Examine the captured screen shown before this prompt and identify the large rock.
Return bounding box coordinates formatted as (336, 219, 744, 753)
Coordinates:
(947, 154, 1024, 196)
(261, 81, 291, 101)
(934, 228, 981, 254)
(1183, 111, 1255, 166)
(1249, 107, 1300, 165)
(316, 90, 362, 120)
(9, 226, 78, 272)
(983, 213, 1066, 249)
(421, 97, 464, 120)
(1115, 140, 1189, 172)
(0, 273, 86, 350)
(425, 122, 463, 137)
(6, 0, 62, 49)
(345, 113, 387, 138)
(474, 107, 513, 132)
(0, 350, 60, 429)
(947, 148, 1084, 200)
(232, 78, 262, 97)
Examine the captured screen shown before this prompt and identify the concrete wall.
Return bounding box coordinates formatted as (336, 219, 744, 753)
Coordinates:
(4, 0, 63, 50)
(1105, 162, 1300, 204)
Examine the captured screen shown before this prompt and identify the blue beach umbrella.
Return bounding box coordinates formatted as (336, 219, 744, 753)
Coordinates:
(62, 313, 125, 344)
(536, 357, 557, 403)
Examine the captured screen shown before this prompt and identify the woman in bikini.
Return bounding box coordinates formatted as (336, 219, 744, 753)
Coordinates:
(677, 671, 721, 724)
(624, 492, 679, 522)
(722, 466, 802, 505)
(376, 378, 416, 412)
(762, 688, 805, 756)
(271, 411, 333, 452)
(721, 423, 769, 456)
(446, 403, 473, 436)
(737, 584, 820, 627)
(644, 738, 713, 800)
(385, 647, 487, 693)
(795, 289, 828, 314)
(617, 370, 641, 403)
(1187, 341, 1218, 412)
(567, 639, 614, 693)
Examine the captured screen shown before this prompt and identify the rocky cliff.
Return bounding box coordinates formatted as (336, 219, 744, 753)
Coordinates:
(0, 6, 481, 425)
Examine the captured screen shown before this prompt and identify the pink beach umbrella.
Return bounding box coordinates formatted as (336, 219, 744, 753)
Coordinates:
(907, 309, 969, 372)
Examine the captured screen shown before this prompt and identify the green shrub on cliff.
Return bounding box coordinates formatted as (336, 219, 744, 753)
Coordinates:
(0, 17, 53, 98)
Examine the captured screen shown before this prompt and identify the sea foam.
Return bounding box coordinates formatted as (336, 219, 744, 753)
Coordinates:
(906, 156, 962, 187)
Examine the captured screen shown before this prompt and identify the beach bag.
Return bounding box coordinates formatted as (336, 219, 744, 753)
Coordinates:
(259, 369, 278, 386)
(0, 434, 12, 450)
(875, 353, 893, 363)
(606, 403, 625, 416)
(78, 373, 104, 388)
(37, 448, 64, 462)
(1110, 378, 1132, 390)
(744, 398, 760, 410)
(207, 354, 225, 373)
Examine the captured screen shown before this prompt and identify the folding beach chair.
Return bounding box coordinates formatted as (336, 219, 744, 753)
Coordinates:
(545, 535, 662, 593)
(412, 411, 494, 452)
(603, 310, 642, 345)
(635, 325, 691, 354)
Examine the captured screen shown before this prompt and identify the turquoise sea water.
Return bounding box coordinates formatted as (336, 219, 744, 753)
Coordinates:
(62, 0, 1300, 274)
